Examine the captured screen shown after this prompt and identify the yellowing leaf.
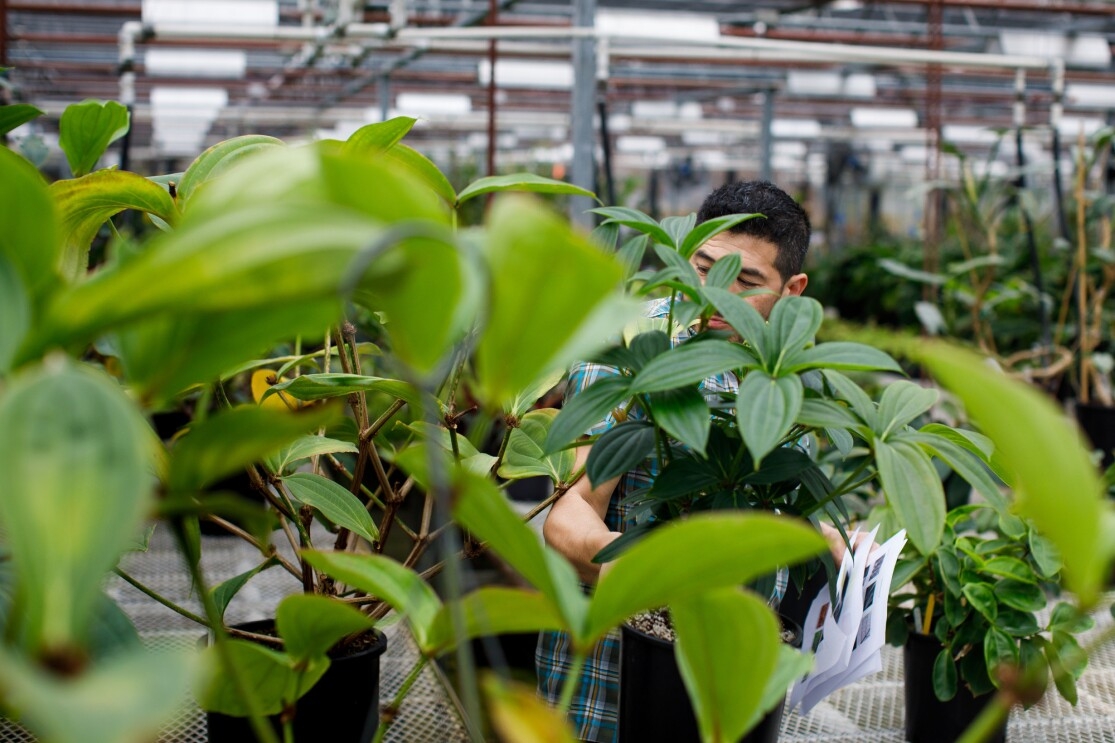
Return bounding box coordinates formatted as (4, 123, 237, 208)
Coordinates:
(482, 673, 577, 743)
(251, 369, 300, 411)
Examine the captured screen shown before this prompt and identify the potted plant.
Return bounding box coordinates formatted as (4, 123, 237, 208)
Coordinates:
(886, 502, 1091, 743)
(529, 202, 1012, 742)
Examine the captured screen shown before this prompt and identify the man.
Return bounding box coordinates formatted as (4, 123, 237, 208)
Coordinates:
(536, 180, 850, 742)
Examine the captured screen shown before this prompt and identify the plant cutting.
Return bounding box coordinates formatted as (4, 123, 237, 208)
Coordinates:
(886, 502, 1091, 743)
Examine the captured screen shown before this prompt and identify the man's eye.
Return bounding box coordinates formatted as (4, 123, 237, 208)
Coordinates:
(696, 265, 710, 274)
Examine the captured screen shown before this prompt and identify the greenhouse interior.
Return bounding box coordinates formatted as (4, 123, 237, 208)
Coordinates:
(3, 1, 1115, 742)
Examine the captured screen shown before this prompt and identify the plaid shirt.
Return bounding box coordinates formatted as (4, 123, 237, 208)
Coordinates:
(535, 298, 788, 742)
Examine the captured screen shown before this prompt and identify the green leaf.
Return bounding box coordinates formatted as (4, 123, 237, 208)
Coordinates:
(875, 439, 945, 555)
(984, 626, 1019, 680)
(1, 645, 196, 743)
(672, 588, 779, 743)
(505, 368, 565, 419)
(993, 580, 1045, 613)
(482, 674, 579, 743)
(589, 206, 674, 247)
(796, 398, 861, 430)
(168, 404, 340, 492)
(0, 103, 43, 136)
(274, 435, 358, 475)
(452, 470, 588, 636)
(544, 375, 632, 454)
(647, 386, 711, 455)
(49, 170, 179, 280)
(995, 609, 1040, 637)
(0, 254, 30, 374)
(704, 252, 742, 290)
(821, 370, 878, 430)
(268, 373, 422, 408)
(765, 296, 823, 371)
(197, 639, 328, 716)
(585, 421, 656, 486)
(302, 551, 441, 654)
(1045, 639, 1079, 705)
(877, 382, 939, 439)
(0, 146, 60, 302)
(426, 587, 565, 656)
(909, 431, 1008, 512)
(0, 361, 152, 654)
(58, 99, 129, 177)
(704, 286, 768, 357)
(737, 371, 802, 467)
(662, 214, 697, 249)
(384, 144, 457, 205)
(878, 258, 948, 286)
(177, 134, 284, 205)
(473, 196, 633, 408)
(782, 342, 903, 374)
(210, 557, 279, 620)
(678, 213, 763, 259)
(587, 512, 825, 641)
(1029, 532, 1062, 578)
(498, 409, 577, 485)
(631, 340, 750, 394)
(932, 648, 958, 701)
(915, 341, 1105, 606)
(1050, 602, 1094, 634)
(981, 557, 1035, 583)
(456, 172, 597, 206)
(276, 593, 375, 661)
(962, 583, 998, 622)
(341, 117, 417, 156)
(283, 472, 380, 544)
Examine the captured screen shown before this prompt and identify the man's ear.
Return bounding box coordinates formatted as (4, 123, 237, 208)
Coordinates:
(782, 273, 808, 297)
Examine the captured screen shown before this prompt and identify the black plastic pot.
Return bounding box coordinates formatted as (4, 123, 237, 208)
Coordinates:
(1075, 401, 1115, 471)
(903, 632, 1005, 743)
(207, 621, 388, 743)
(618, 621, 791, 743)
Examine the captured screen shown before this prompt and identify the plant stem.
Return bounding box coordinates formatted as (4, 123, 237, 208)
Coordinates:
(204, 516, 303, 580)
(556, 650, 588, 715)
(372, 655, 429, 743)
(113, 568, 209, 627)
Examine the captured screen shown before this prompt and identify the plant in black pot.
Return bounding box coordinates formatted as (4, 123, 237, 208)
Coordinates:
(887, 502, 1093, 743)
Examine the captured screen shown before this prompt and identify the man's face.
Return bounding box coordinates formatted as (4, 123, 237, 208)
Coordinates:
(690, 231, 808, 327)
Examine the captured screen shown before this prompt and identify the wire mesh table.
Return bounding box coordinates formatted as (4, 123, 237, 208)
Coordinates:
(3, 524, 1114, 742)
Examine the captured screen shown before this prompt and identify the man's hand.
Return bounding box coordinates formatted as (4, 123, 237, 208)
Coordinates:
(819, 522, 876, 568)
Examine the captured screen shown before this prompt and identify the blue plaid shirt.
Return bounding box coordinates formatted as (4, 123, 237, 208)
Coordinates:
(535, 298, 788, 742)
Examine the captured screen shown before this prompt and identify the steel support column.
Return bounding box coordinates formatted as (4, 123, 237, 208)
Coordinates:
(570, 0, 596, 228)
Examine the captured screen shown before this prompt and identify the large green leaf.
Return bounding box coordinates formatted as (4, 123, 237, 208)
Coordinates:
(0, 145, 60, 303)
(283, 472, 380, 545)
(505, 368, 566, 419)
(796, 399, 861, 430)
(586, 513, 825, 641)
(915, 342, 1105, 606)
(704, 287, 768, 357)
(821, 370, 878, 430)
(498, 408, 577, 485)
(268, 373, 422, 408)
(0, 254, 30, 374)
(197, 639, 328, 716)
(426, 587, 565, 656)
(585, 421, 657, 486)
(456, 172, 597, 206)
(631, 340, 750, 393)
(177, 134, 284, 205)
(167, 404, 341, 493)
(962, 582, 998, 622)
(678, 213, 763, 259)
(589, 206, 675, 248)
(782, 342, 903, 374)
(544, 374, 632, 454)
(0, 645, 196, 743)
(452, 470, 588, 636)
(672, 588, 779, 743)
(30, 203, 381, 357)
(647, 386, 711, 455)
(737, 371, 803, 467)
(341, 117, 417, 156)
(472, 196, 632, 408)
(0, 361, 152, 654)
(907, 431, 1007, 511)
(765, 296, 823, 372)
(273, 435, 359, 475)
(302, 551, 442, 654)
(210, 557, 279, 620)
(319, 146, 451, 225)
(385, 144, 457, 205)
(876, 381, 939, 439)
(874, 439, 945, 555)
(276, 593, 375, 662)
(0, 104, 43, 136)
(49, 170, 178, 280)
(58, 99, 129, 177)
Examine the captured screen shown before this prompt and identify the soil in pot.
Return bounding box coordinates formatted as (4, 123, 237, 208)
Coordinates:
(903, 632, 1005, 743)
(619, 608, 797, 743)
(206, 620, 388, 743)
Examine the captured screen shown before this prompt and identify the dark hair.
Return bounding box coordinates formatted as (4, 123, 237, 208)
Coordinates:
(696, 180, 811, 281)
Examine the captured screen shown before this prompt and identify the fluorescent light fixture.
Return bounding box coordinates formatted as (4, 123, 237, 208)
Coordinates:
(786, 71, 876, 98)
(1065, 84, 1115, 110)
(850, 107, 918, 128)
(771, 118, 821, 138)
(677, 102, 703, 120)
(681, 130, 727, 146)
(595, 9, 720, 42)
(1057, 116, 1107, 138)
(395, 93, 472, 117)
(774, 141, 808, 158)
(142, 0, 277, 25)
(145, 49, 246, 78)
(901, 145, 929, 163)
(771, 154, 803, 172)
(149, 86, 228, 112)
(693, 150, 729, 168)
(606, 113, 632, 133)
(616, 136, 667, 154)
(631, 100, 677, 120)
(942, 124, 1000, 144)
(861, 138, 894, 152)
(998, 30, 1111, 68)
(531, 144, 574, 163)
(478, 60, 574, 90)
(843, 74, 876, 98)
